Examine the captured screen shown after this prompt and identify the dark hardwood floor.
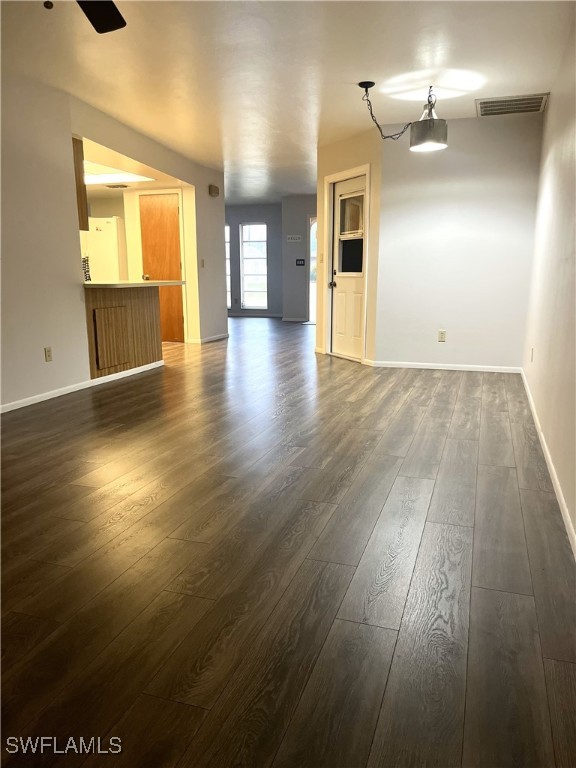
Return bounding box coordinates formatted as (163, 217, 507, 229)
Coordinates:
(2, 318, 575, 767)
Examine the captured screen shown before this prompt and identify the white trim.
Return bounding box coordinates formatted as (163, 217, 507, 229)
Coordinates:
(315, 346, 325, 354)
(362, 359, 522, 372)
(1, 362, 164, 413)
(187, 333, 229, 344)
(521, 369, 576, 558)
(282, 317, 307, 323)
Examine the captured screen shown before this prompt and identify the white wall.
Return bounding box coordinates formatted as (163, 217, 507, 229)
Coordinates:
(88, 195, 125, 219)
(225, 204, 283, 317)
(374, 113, 543, 368)
(1, 75, 91, 405)
(281, 195, 317, 321)
(121, 190, 147, 282)
(523, 23, 576, 533)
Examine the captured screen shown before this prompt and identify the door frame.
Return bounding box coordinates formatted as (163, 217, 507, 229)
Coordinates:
(134, 188, 188, 342)
(321, 164, 371, 362)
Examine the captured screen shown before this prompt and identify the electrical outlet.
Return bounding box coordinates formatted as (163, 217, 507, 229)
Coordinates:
(531, 347, 534, 362)
(438, 329, 446, 343)
(44, 347, 53, 362)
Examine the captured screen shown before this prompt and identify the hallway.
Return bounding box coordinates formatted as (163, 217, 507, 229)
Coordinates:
(2, 318, 575, 767)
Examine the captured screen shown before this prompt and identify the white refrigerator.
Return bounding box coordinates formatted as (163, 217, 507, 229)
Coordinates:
(80, 217, 128, 283)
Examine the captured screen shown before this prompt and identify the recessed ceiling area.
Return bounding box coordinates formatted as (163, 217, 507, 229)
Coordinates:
(83, 162, 155, 186)
(82, 139, 189, 199)
(2, 1, 573, 203)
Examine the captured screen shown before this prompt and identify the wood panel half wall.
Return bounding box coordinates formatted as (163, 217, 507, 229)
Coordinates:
(84, 287, 163, 378)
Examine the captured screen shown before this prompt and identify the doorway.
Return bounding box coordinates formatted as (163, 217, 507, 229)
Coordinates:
(329, 176, 366, 360)
(139, 193, 184, 342)
(308, 218, 317, 324)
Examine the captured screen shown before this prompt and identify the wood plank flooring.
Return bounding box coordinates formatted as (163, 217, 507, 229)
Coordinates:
(369, 522, 473, 768)
(1, 318, 574, 767)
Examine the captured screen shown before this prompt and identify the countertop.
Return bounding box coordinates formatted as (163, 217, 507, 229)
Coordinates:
(84, 281, 185, 288)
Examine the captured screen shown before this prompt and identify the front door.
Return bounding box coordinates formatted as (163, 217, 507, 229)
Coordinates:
(330, 176, 366, 360)
(140, 193, 184, 342)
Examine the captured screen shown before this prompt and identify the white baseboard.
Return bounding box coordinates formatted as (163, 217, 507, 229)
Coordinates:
(1, 361, 164, 413)
(187, 333, 229, 344)
(521, 369, 576, 558)
(315, 347, 325, 354)
(316, 347, 522, 373)
(363, 359, 522, 372)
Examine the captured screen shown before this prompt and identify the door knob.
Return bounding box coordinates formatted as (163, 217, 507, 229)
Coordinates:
(329, 280, 337, 288)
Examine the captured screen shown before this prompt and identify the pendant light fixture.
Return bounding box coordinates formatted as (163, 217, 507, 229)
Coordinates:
(410, 87, 448, 152)
(358, 82, 448, 152)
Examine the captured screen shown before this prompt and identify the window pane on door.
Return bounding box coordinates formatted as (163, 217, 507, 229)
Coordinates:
(340, 238, 363, 273)
(244, 224, 267, 241)
(243, 291, 267, 308)
(243, 275, 267, 292)
(242, 259, 267, 275)
(242, 241, 267, 259)
(340, 195, 364, 235)
(240, 223, 267, 310)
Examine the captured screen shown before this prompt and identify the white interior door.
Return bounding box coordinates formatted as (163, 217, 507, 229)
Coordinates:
(330, 176, 366, 360)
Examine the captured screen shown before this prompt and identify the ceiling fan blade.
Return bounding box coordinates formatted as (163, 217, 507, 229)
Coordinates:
(76, 1, 126, 34)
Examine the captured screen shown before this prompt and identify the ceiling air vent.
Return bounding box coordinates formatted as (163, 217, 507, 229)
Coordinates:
(475, 93, 549, 117)
(106, 184, 129, 188)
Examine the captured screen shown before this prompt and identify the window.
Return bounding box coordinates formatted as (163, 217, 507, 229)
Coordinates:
(225, 225, 231, 309)
(240, 223, 267, 310)
(338, 193, 364, 274)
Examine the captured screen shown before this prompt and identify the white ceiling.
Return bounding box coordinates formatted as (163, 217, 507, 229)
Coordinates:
(2, 1, 574, 203)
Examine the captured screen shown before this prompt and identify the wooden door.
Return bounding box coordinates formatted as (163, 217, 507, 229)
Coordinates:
(140, 193, 184, 342)
(72, 138, 89, 231)
(330, 177, 366, 360)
